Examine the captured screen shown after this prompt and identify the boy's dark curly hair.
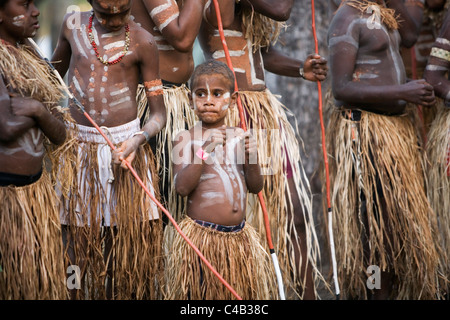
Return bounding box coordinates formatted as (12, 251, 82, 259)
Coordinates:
(190, 59, 236, 93)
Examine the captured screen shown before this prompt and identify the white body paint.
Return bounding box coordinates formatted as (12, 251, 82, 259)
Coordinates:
(12, 15, 25, 27)
(0, 128, 43, 157)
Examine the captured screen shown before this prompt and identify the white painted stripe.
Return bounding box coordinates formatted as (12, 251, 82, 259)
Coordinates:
(436, 37, 450, 47)
(103, 40, 125, 51)
(158, 13, 179, 31)
(110, 87, 130, 96)
(212, 49, 245, 59)
(146, 85, 163, 92)
(110, 96, 131, 107)
(157, 44, 175, 51)
(356, 59, 381, 64)
(425, 65, 448, 71)
(214, 29, 243, 37)
(73, 28, 88, 59)
(72, 76, 85, 98)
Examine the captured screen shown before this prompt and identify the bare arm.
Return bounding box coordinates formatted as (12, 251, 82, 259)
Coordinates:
(10, 96, 67, 145)
(425, 0, 446, 9)
(329, 8, 435, 113)
(143, 0, 205, 52)
(240, 0, 293, 21)
(113, 31, 166, 169)
(262, 46, 328, 81)
(173, 131, 204, 197)
(51, 13, 73, 78)
(139, 34, 167, 142)
(424, 12, 450, 106)
(386, 0, 424, 47)
(0, 78, 35, 142)
(241, 131, 263, 194)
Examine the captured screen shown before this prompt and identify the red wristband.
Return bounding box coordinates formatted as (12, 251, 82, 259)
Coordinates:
(196, 147, 209, 161)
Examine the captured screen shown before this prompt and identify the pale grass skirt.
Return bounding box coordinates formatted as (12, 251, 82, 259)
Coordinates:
(326, 106, 443, 299)
(164, 217, 278, 300)
(0, 171, 66, 299)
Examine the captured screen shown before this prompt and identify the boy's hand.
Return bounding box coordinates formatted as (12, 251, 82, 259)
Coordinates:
(235, 130, 258, 163)
(112, 138, 139, 169)
(202, 125, 227, 153)
(243, 131, 257, 159)
(303, 54, 328, 82)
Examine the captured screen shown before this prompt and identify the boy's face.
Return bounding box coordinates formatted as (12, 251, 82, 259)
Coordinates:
(90, 0, 132, 32)
(0, 0, 40, 43)
(190, 74, 235, 127)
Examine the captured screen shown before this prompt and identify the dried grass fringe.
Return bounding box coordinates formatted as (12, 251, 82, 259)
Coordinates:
(0, 171, 67, 299)
(224, 89, 323, 299)
(0, 42, 64, 104)
(425, 99, 450, 284)
(241, 6, 286, 52)
(56, 135, 164, 299)
(346, 0, 399, 30)
(164, 217, 278, 299)
(0, 41, 75, 168)
(137, 84, 196, 219)
(326, 105, 444, 299)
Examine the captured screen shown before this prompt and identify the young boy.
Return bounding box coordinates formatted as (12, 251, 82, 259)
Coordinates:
(51, 0, 166, 299)
(0, 0, 67, 299)
(165, 60, 278, 300)
(327, 0, 442, 299)
(423, 9, 450, 294)
(200, 0, 328, 299)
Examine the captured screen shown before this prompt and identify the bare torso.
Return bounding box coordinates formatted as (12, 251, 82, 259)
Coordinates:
(64, 11, 145, 127)
(0, 125, 44, 176)
(328, 4, 409, 112)
(182, 126, 248, 226)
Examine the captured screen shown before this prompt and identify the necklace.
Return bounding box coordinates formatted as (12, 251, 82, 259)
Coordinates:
(87, 12, 130, 65)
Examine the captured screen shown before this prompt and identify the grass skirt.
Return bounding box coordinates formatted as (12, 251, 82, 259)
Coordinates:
(0, 171, 66, 299)
(224, 89, 321, 298)
(164, 217, 278, 299)
(56, 122, 164, 299)
(326, 106, 443, 299)
(426, 99, 450, 285)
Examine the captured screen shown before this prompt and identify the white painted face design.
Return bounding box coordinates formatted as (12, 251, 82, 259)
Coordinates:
(12, 15, 25, 27)
(221, 92, 230, 111)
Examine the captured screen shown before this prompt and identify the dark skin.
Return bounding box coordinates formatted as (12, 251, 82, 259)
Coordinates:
(328, 0, 435, 116)
(52, 0, 166, 299)
(425, 0, 446, 9)
(424, 10, 450, 105)
(329, 0, 435, 299)
(130, 0, 206, 84)
(387, 0, 424, 47)
(200, 0, 328, 299)
(173, 73, 263, 226)
(200, 0, 328, 92)
(52, 0, 166, 169)
(0, 0, 66, 176)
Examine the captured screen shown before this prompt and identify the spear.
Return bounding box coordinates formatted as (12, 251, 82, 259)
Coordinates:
(309, 0, 340, 299)
(211, 0, 286, 300)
